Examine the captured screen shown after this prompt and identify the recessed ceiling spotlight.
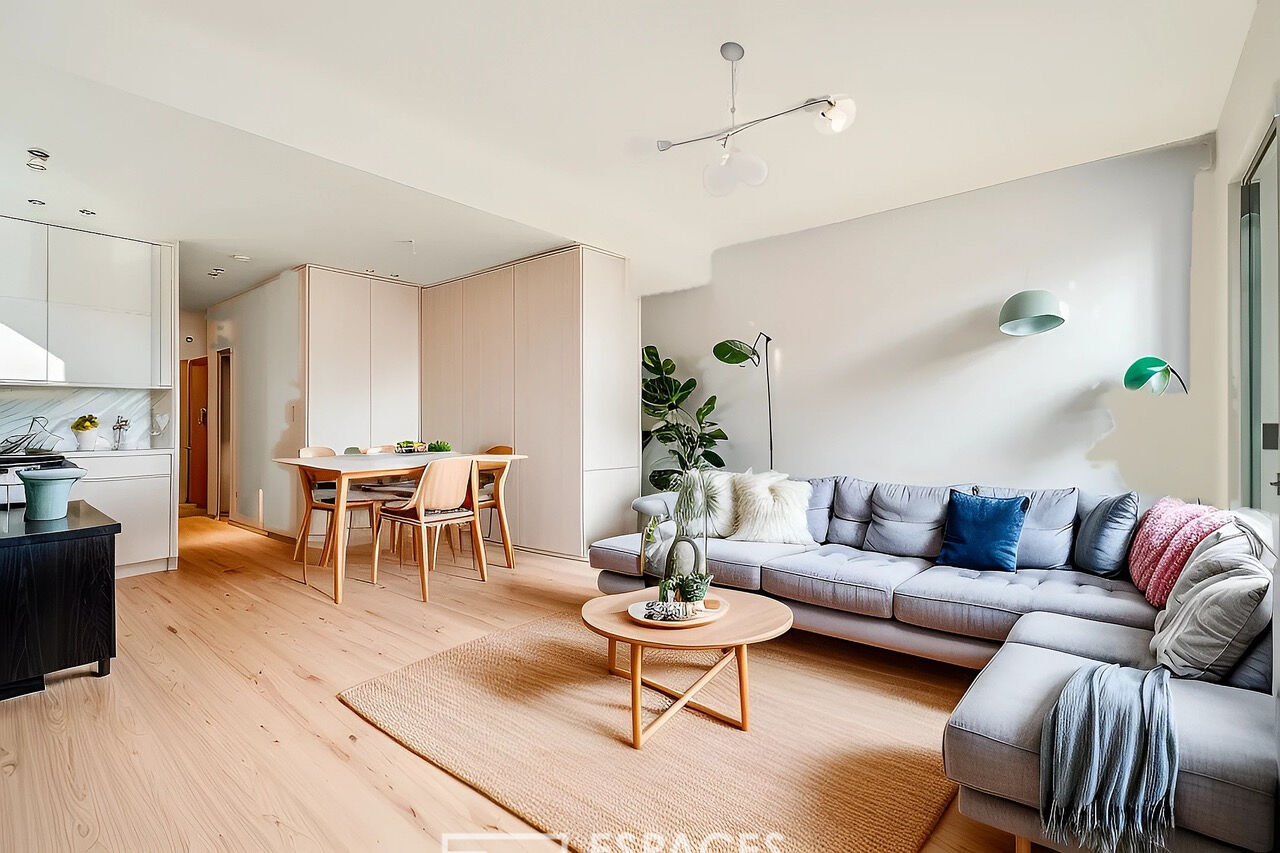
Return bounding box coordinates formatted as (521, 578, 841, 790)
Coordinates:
(207, 271, 220, 277)
(389, 273, 400, 278)
(27, 198, 45, 205)
(25, 148, 49, 171)
(212, 267, 225, 273)
(78, 209, 96, 216)
(231, 254, 252, 262)
(365, 268, 376, 274)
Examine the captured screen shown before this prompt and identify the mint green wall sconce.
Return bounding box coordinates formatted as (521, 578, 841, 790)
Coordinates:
(1124, 356, 1188, 394)
(998, 290, 1068, 336)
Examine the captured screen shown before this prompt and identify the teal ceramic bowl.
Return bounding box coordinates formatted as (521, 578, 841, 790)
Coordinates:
(17, 466, 88, 521)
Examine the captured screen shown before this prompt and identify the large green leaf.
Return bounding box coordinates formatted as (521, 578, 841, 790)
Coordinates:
(642, 403, 668, 420)
(713, 339, 756, 365)
(642, 345, 663, 376)
(649, 468, 683, 491)
(642, 375, 681, 408)
(671, 378, 697, 406)
(701, 450, 726, 469)
(661, 358, 676, 376)
(704, 427, 728, 442)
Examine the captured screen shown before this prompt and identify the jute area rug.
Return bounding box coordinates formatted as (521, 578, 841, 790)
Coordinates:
(339, 613, 966, 852)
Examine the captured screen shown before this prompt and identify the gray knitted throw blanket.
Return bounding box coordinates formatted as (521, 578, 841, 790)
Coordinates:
(1040, 663, 1178, 853)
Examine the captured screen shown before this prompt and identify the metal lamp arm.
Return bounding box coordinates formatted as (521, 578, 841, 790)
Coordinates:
(657, 98, 833, 152)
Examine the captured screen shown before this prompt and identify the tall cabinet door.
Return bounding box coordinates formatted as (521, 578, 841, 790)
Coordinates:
(47, 228, 155, 385)
(0, 217, 48, 381)
(420, 282, 464, 447)
(307, 269, 371, 451)
(514, 250, 583, 556)
(370, 281, 420, 445)
(462, 267, 515, 452)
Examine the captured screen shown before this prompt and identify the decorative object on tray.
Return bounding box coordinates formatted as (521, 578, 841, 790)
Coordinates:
(70, 414, 99, 451)
(0, 416, 62, 455)
(628, 595, 728, 628)
(395, 440, 429, 454)
(427, 439, 452, 452)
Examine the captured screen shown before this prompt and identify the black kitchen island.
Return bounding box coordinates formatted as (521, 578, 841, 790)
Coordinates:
(0, 500, 120, 700)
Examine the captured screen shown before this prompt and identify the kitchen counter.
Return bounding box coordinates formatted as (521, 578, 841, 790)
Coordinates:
(0, 500, 121, 547)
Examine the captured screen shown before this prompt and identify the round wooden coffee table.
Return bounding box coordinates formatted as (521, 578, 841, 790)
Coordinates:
(580, 588, 793, 749)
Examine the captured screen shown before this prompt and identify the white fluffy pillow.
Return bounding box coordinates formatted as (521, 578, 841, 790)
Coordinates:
(728, 472, 816, 546)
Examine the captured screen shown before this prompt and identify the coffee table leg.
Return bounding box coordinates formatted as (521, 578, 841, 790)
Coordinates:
(736, 645, 750, 732)
(630, 644, 644, 748)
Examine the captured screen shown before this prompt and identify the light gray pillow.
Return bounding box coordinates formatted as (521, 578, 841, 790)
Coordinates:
(975, 485, 1078, 568)
(1223, 623, 1272, 693)
(864, 482, 969, 559)
(1150, 553, 1272, 681)
(826, 476, 875, 548)
(1074, 491, 1139, 578)
(804, 476, 836, 543)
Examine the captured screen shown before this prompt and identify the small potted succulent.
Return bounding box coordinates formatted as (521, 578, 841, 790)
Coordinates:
(427, 440, 452, 452)
(70, 414, 100, 451)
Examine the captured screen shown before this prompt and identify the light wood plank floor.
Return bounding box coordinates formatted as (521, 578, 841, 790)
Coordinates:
(0, 516, 1027, 851)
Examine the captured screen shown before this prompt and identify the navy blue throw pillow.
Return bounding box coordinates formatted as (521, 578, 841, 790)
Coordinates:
(937, 489, 1029, 572)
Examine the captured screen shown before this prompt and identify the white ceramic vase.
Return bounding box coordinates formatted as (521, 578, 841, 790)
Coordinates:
(74, 428, 97, 451)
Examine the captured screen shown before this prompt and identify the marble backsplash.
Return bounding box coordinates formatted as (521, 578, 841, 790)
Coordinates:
(0, 387, 172, 453)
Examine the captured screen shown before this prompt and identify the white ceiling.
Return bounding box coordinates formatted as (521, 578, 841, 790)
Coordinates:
(0, 64, 566, 309)
(0, 1, 1258, 295)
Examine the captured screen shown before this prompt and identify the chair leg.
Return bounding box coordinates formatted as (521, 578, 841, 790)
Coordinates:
(447, 525, 459, 557)
(319, 512, 336, 568)
(293, 505, 311, 562)
(301, 509, 310, 586)
(370, 514, 383, 585)
(427, 526, 440, 575)
(496, 500, 515, 570)
(416, 524, 430, 602)
(469, 514, 488, 582)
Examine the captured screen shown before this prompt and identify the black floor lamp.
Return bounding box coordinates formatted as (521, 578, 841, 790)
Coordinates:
(713, 332, 773, 470)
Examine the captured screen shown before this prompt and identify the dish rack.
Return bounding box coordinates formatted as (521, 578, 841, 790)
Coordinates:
(0, 417, 63, 455)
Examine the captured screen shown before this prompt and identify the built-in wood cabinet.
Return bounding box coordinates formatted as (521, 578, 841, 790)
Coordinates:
(423, 246, 639, 559)
(0, 216, 172, 388)
(305, 267, 421, 450)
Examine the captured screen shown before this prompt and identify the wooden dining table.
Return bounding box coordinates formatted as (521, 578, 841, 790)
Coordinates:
(273, 452, 525, 604)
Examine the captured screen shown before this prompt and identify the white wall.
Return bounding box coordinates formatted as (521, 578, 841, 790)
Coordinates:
(206, 270, 304, 535)
(179, 309, 206, 361)
(643, 143, 1206, 496)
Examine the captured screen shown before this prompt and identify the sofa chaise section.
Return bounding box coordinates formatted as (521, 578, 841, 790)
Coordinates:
(944, 613, 1277, 852)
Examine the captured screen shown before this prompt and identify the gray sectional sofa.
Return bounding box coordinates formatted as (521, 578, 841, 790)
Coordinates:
(588, 476, 1277, 852)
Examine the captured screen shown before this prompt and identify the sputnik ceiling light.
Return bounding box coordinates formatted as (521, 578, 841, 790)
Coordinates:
(656, 42, 855, 196)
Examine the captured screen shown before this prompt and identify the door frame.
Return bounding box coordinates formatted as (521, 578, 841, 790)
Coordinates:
(212, 348, 233, 519)
(1239, 114, 1279, 509)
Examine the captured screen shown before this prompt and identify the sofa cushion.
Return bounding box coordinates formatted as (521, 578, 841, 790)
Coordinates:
(1073, 491, 1139, 577)
(1223, 625, 1273, 693)
(825, 476, 875, 548)
(973, 485, 1077, 568)
(641, 538, 811, 591)
(944, 642, 1277, 852)
(804, 476, 836, 544)
(894, 565, 1157, 641)
(760, 544, 932, 619)
(589, 533, 645, 577)
(1005, 611, 1156, 668)
(936, 490, 1029, 572)
(864, 481, 967, 559)
(728, 474, 816, 546)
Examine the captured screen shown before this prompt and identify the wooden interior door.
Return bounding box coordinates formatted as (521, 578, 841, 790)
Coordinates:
(187, 356, 209, 507)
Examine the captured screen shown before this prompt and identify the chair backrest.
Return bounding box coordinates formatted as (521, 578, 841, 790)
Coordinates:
(300, 446, 336, 458)
(405, 456, 475, 514)
(343, 446, 364, 455)
(484, 445, 514, 455)
(366, 445, 397, 454)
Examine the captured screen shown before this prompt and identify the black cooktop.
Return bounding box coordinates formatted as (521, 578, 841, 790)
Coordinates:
(0, 453, 67, 471)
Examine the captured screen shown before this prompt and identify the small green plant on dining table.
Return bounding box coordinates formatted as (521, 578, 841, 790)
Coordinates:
(427, 440, 452, 452)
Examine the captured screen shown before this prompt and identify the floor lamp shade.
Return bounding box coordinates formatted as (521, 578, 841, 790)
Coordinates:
(998, 290, 1067, 336)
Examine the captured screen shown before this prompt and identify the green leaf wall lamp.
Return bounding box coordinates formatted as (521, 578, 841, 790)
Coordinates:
(998, 290, 1068, 336)
(1124, 356, 1187, 395)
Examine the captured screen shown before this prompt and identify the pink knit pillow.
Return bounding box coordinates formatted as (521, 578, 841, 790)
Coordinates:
(1143, 509, 1233, 607)
(1128, 497, 1213, 590)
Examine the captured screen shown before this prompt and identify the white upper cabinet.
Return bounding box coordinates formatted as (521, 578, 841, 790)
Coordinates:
(46, 227, 157, 386)
(307, 268, 371, 452)
(370, 280, 420, 445)
(0, 217, 49, 381)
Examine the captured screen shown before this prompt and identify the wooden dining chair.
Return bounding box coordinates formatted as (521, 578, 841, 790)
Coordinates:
(371, 457, 486, 601)
(365, 445, 397, 454)
(293, 445, 382, 586)
(457, 445, 516, 568)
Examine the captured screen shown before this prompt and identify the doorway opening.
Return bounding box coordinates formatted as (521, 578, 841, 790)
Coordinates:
(215, 348, 233, 520)
(179, 355, 209, 515)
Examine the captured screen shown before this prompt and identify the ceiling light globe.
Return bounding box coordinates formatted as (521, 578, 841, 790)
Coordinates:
(728, 150, 769, 187)
(703, 159, 738, 196)
(815, 96, 856, 135)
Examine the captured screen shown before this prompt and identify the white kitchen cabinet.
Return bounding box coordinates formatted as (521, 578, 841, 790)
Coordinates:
(73, 453, 174, 569)
(0, 217, 48, 381)
(46, 227, 159, 386)
(420, 280, 464, 445)
(370, 280, 420, 445)
(307, 268, 371, 451)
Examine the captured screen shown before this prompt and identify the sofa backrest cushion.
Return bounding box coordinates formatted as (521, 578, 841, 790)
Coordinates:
(826, 476, 876, 548)
(864, 481, 968, 559)
(804, 476, 836, 543)
(973, 485, 1077, 568)
(1223, 624, 1273, 693)
(1074, 491, 1139, 577)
